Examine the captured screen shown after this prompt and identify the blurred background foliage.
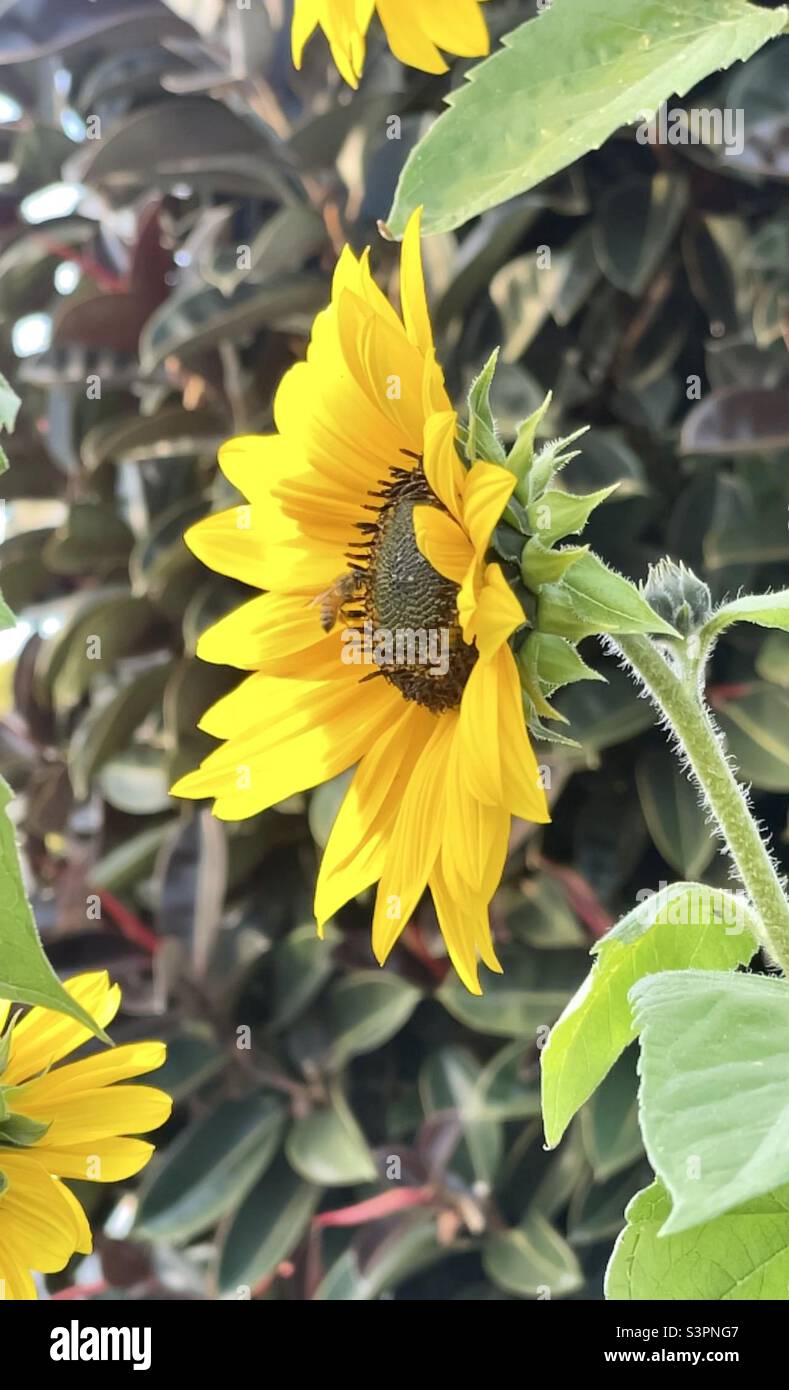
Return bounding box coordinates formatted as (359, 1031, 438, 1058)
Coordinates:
(0, 0, 787, 1300)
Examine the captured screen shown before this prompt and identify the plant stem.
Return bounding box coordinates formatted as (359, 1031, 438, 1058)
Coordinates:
(615, 631, 789, 975)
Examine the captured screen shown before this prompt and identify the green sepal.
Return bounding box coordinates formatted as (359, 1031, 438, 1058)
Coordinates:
(524, 430, 589, 505)
(517, 652, 568, 724)
(537, 552, 680, 642)
(521, 538, 587, 590)
(526, 483, 619, 546)
(491, 522, 528, 564)
(466, 348, 506, 464)
(523, 693, 581, 748)
(506, 391, 553, 487)
(521, 631, 606, 695)
(0, 1170, 7, 1198)
(0, 1108, 51, 1147)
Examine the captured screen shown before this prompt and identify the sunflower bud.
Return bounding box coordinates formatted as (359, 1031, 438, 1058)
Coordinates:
(641, 559, 712, 638)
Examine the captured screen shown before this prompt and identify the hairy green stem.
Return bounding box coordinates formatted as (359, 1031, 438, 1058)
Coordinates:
(615, 631, 789, 974)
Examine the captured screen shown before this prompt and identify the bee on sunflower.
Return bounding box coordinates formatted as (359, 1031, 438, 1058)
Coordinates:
(0, 972, 170, 1299)
(172, 208, 553, 995)
(291, 0, 490, 88)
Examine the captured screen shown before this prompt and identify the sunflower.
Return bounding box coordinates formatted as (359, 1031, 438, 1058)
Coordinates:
(172, 209, 549, 993)
(0, 972, 170, 1299)
(292, 0, 490, 87)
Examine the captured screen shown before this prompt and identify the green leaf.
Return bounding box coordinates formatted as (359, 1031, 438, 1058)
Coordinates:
(757, 631, 789, 689)
(520, 632, 605, 697)
(505, 391, 552, 488)
(68, 664, 170, 801)
(270, 923, 340, 1032)
(483, 1212, 584, 1298)
(527, 484, 619, 546)
(286, 1083, 377, 1186)
(326, 971, 422, 1069)
(704, 589, 789, 640)
(419, 1046, 504, 1186)
(636, 749, 716, 879)
(0, 777, 109, 1039)
(439, 945, 586, 1038)
(553, 663, 652, 753)
(218, 1155, 320, 1296)
(540, 883, 757, 1148)
(0, 372, 20, 432)
(387, 0, 787, 235)
(569, 1161, 652, 1247)
(580, 1049, 643, 1181)
(631, 970, 789, 1234)
(476, 1040, 541, 1121)
(606, 1180, 789, 1300)
(135, 1095, 285, 1239)
(466, 348, 506, 464)
(521, 539, 588, 589)
(538, 552, 679, 641)
(313, 1215, 442, 1300)
(714, 685, 789, 792)
(0, 1110, 50, 1146)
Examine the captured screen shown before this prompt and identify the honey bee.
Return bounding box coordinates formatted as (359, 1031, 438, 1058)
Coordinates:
(311, 572, 360, 633)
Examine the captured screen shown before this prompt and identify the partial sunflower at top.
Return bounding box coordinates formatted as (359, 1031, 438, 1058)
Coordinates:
(172, 207, 549, 995)
(292, 0, 490, 88)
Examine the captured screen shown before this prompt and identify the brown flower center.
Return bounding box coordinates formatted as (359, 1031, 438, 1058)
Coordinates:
(339, 463, 476, 712)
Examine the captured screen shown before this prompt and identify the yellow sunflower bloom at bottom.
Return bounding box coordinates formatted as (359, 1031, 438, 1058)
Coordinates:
(0, 972, 171, 1299)
(172, 208, 550, 994)
(292, 0, 490, 87)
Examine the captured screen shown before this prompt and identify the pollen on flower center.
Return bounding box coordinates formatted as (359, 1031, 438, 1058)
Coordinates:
(341, 463, 477, 713)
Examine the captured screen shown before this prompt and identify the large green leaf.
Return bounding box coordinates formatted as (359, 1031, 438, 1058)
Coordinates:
(439, 946, 586, 1038)
(0, 778, 109, 1038)
(135, 1095, 285, 1239)
(419, 1046, 503, 1187)
(326, 971, 422, 1069)
(714, 685, 789, 792)
(541, 884, 757, 1148)
(704, 589, 789, 640)
(635, 749, 716, 879)
(388, 0, 787, 235)
(286, 1083, 377, 1186)
(606, 1180, 789, 1300)
(313, 1216, 442, 1300)
(631, 970, 789, 1234)
(218, 1156, 321, 1296)
(483, 1212, 584, 1298)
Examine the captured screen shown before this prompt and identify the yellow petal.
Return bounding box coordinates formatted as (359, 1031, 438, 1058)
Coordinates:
(497, 644, 551, 823)
(15, 1084, 172, 1147)
(315, 701, 435, 925)
(36, 1137, 156, 1183)
(371, 711, 456, 962)
(399, 208, 433, 356)
(15, 1041, 166, 1109)
(173, 671, 400, 818)
(465, 562, 525, 658)
(462, 460, 516, 557)
(422, 0, 490, 56)
(376, 0, 449, 73)
(423, 409, 465, 521)
(458, 657, 502, 807)
(3, 974, 120, 1087)
(413, 505, 472, 584)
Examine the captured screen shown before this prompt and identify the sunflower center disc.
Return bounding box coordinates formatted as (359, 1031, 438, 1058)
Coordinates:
(362, 472, 476, 713)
